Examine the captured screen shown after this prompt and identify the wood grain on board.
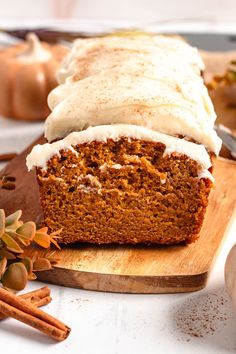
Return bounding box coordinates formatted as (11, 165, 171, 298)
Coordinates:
(0, 137, 235, 294)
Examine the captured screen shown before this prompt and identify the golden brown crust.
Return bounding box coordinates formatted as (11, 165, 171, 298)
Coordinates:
(36, 138, 212, 245)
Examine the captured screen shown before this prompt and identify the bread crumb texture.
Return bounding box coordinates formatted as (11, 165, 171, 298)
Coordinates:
(36, 138, 212, 245)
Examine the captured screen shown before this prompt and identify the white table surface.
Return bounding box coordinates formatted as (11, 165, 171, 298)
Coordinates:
(0, 222, 235, 354)
(0, 117, 236, 354)
(0, 21, 236, 354)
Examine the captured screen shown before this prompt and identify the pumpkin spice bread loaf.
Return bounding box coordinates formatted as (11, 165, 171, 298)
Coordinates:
(27, 35, 222, 245)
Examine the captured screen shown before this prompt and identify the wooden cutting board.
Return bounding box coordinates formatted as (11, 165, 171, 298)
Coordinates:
(0, 137, 235, 294)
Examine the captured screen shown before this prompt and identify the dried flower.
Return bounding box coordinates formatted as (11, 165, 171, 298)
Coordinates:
(0, 209, 61, 291)
(207, 60, 236, 90)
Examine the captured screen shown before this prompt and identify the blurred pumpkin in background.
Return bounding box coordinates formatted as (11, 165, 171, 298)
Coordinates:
(0, 33, 68, 121)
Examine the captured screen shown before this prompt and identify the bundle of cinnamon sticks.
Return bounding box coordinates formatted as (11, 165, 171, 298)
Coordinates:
(0, 286, 70, 341)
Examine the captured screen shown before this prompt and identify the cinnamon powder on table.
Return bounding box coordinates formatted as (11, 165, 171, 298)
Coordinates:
(172, 290, 234, 340)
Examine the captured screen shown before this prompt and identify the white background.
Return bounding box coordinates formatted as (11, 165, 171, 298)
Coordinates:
(0, 1, 236, 353)
(0, 0, 235, 22)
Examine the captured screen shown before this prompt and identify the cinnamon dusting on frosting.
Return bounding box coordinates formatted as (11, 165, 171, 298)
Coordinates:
(45, 35, 221, 155)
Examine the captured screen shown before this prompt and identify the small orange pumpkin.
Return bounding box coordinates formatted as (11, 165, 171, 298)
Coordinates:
(0, 33, 68, 121)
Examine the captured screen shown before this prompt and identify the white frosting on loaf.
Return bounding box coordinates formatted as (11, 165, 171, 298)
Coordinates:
(44, 35, 221, 154)
(57, 35, 205, 83)
(27, 124, 212, 172)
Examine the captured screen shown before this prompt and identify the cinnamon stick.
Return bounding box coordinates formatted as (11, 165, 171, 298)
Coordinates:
(19, 286, 51, 302)
(0, 153, 17, 162)
(0, 287, 70, 341)
(0, 287, 51, 320)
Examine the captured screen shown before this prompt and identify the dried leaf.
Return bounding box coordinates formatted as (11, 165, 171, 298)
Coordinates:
(0, 249, 16, 260)
(6, 230, 30, 247)
(1, 233, 24, 253)
(28, 272, 37, 280)
(0, 209, 63, 290)
(0, 257, 7, 278)
(15, 235, 31, 247)
(50, 229, 62, 250)
(0, 209, 5, 237)
(50, 237, 61, 250)
(37, 227, 48, 234)
(21, 257, 33, 275)
(45, 250, 56, 258)
(1, 262, 28, 291)
(33, 258, 52, 272)
(44, 250, 61, 264)
(227, 70, 236, 82)
(33, 232, 50, 248)
(5, 210, 22, 227)
(16, 222, 36, 240)
(50, 228, 63, 237)
(5, 220, 23, 232)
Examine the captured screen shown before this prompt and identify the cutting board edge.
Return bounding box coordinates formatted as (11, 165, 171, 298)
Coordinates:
(1, 135, 235, 294)
(35, 267, 208, 294)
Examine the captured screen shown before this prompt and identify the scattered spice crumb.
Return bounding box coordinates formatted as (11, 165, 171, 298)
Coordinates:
(172, 291, 231, 339)
(69, 298, 90, 308)
(70, 298, 90, 303)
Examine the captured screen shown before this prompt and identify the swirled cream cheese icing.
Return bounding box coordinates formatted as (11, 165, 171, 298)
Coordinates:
(44, 35, 221, 155)
(57, 35, 205, 84)
(26, 124, 212, 173)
